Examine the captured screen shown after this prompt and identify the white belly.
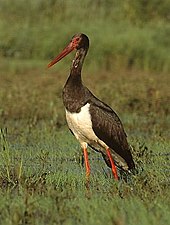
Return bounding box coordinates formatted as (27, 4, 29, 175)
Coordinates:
(65, 103, 107, 150)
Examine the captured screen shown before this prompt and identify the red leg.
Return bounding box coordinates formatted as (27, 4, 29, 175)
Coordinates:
(83, 148, 90, 178)
(106, 148, 119, 180)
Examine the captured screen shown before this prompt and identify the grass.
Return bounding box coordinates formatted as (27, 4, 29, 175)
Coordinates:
(0, 0, 170, 72)
(0, 1, 170, 224)
(0, 59, 169, 224)
(0, 127, 169, 225)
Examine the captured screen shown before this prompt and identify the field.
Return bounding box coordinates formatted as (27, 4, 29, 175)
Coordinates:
(0, 1, 170, 225)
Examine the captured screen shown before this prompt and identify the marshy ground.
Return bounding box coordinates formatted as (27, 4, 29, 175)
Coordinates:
(0, 62, 169, 224)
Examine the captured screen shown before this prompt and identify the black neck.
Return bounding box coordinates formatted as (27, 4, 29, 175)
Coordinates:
(63, 46, 89, 112)
(70, 47, 88, 78)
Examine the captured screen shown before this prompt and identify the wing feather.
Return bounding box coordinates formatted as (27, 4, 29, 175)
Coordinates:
(89, 98, 135, 170)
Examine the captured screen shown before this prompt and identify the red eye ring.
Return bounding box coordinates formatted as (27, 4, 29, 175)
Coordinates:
(72, 37, 80, 47)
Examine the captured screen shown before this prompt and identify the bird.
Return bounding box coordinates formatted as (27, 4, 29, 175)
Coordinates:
(48, 33, 135, 180)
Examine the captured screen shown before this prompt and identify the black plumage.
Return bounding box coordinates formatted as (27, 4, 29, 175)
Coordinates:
(48, 33, 135, 179)
(63, 83, 135, 171)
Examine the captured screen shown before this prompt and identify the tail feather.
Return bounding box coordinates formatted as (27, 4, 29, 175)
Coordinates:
(101, 147, 135, 172)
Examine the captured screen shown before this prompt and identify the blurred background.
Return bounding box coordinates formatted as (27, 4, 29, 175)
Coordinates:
(0, 0, 169, 127)
(0, 0, 170, 72)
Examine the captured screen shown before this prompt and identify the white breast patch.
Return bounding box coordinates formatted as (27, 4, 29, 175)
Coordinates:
(65, 103, 106, 150)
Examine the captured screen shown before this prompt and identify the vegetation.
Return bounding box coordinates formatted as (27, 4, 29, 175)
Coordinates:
(0, 67, 169, 224)
(0, 1, 169, 224)
(0, 0, 170, 72)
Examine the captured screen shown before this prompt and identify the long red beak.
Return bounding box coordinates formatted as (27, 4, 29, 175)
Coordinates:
(48, 42, 74, 68)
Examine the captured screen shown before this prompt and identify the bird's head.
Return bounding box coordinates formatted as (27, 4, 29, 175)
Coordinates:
(48, 33, 89, 68)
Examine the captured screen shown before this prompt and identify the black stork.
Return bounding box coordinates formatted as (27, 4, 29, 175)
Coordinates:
(48, 33, 135, 180)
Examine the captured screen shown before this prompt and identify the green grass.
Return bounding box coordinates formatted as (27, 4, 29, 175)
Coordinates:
(0, 0, 170, 72)
(0, 61, 169, 224)
(0, 126, 169, 225)
(0, 1, 170, 223)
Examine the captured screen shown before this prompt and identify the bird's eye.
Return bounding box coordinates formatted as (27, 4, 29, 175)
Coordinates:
(71, 36, 80, 47)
